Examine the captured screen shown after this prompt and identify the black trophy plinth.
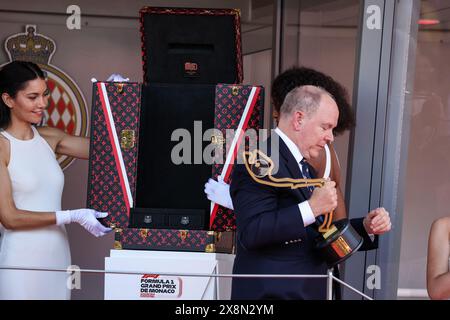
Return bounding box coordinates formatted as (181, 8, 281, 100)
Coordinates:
(314, 218, 363, 267)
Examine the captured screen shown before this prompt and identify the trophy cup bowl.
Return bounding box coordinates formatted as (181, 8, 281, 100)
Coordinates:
(314, 218, 363, 267)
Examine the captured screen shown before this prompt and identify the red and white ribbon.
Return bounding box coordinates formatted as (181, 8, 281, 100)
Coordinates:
(97, 82, 133, 213)
(210, 86, 261, 226)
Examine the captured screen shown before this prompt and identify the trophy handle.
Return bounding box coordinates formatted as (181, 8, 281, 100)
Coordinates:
(243, 149, 335, 234)
(243, 150, 326, 188)
(318, 211, 334, 234)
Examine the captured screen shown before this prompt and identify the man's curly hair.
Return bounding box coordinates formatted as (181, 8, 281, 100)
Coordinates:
(271, 66, 355, 136)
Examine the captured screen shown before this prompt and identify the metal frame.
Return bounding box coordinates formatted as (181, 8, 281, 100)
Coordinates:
(0, 264, 373, 300)
(344, 0, 420, 299)
(343, 0, 394, 299)
(373, 0, 420, 299)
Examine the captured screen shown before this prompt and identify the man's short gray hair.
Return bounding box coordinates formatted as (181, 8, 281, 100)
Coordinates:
(279, 85, 332, 118)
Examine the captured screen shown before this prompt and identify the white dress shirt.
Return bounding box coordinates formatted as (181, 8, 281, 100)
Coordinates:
(274, 127, 316, 227)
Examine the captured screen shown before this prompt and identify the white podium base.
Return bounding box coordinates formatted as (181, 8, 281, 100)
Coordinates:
(104, 250, 235, 300)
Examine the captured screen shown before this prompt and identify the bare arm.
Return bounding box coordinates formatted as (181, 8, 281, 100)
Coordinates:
(0, 139, 56, 230)
(37, 126, 89, 159)
(310, 144, 390, 237)
(328, 144, 347, 221)
(427, 217, 450, 300)
(309, 143, 347, 221)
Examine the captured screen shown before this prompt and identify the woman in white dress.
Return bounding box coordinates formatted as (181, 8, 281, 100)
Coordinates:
(0, 61, 111, 299)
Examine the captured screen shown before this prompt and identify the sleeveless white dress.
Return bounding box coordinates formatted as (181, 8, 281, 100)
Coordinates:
(0, 127, 71, 299)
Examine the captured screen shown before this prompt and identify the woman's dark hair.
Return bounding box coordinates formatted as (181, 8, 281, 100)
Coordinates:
(0, 60, 46, 129)
(271, 66, 355, 136)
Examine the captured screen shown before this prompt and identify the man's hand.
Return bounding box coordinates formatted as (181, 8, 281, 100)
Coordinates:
(308, 180, 338, 217)
(363, 207, 391, 235)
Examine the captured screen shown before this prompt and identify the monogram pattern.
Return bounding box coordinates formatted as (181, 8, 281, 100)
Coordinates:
(87, 82, 141, 229)
(211, 84, 264, 231)
(87, 82, 233, 251)
(116, 228, 215, 252)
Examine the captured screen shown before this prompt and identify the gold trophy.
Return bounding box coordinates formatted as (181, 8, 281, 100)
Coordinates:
(243, 149, 363, 267)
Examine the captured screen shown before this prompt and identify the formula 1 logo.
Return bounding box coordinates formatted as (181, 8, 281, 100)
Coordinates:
(140, 274, 183, 298)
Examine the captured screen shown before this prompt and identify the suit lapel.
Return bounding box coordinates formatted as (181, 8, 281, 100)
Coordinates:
(275, 133, 310, 200)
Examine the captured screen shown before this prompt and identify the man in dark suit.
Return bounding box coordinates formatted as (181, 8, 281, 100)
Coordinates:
(270, 66, 391, 299)
(230, 85, 385, 299)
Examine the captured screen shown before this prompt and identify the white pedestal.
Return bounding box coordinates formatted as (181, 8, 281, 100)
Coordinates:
(104, 250, 235, 300)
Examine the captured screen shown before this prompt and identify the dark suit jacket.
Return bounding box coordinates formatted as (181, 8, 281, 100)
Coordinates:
(230, 134, 376, 300)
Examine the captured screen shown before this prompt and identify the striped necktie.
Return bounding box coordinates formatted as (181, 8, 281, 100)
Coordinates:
(300, 158, 314, 195)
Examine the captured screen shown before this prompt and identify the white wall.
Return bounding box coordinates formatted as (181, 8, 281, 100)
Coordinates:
(243, 50, 272, 128)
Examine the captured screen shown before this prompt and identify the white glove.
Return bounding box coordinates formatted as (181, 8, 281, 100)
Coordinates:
(55, 209, 112, 237)
(106, 73, 130, 82)
(204, 177, 234, 210)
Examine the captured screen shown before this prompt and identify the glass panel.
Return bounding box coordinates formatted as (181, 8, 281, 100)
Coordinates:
(398, 0, 450, 299)
(242, 0, 274, 128)
(281, 0, 361, 192)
